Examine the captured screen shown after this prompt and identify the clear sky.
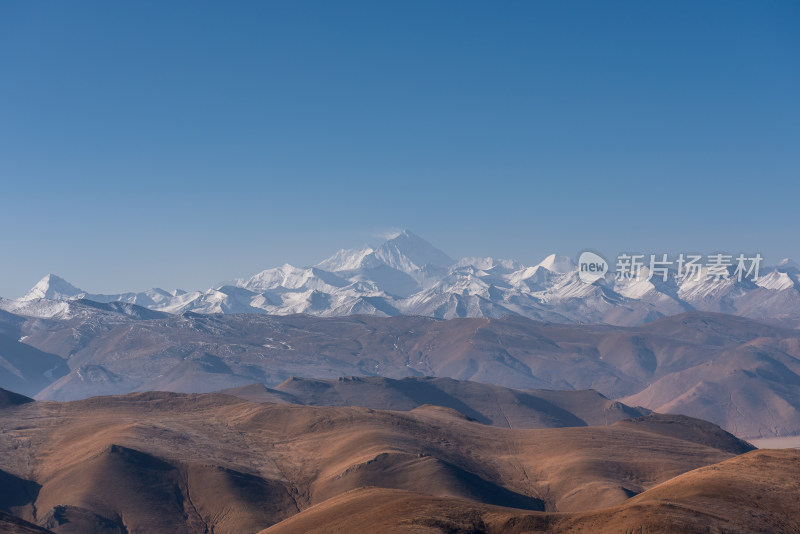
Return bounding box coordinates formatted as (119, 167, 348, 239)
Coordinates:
(1, 1, 798, 297)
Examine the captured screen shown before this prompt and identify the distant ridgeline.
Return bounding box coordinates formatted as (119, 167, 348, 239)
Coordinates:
(2, 230, 799, 328)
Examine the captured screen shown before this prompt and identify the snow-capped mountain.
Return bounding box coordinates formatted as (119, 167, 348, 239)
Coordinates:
(22, 274, 84, 301)
(3, 230, 800, 328)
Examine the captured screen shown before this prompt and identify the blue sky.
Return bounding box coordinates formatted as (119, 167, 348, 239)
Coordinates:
(1, 1, 798, 297)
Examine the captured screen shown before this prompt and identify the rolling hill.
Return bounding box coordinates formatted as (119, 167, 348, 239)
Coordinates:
(0, 390, 769, 534)
(260, 449, 800, 534)
(221, 376, 648, 429)
(1, 305, 798, 438)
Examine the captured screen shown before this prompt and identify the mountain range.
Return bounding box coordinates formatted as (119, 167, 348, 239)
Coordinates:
(3, 230, 800, 328)
(2, 232, 800, 531)
(1, 301, 800, 440)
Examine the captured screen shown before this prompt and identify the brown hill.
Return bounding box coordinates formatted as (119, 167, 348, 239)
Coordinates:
(0, 391, 759, 533)
(221, 375, 648, 428)
(4, 308, 797, 439)
(261, 449, 800, 534)
(623, 338, 800, 438)
(0, 511, 53, 534)
(0, 388, 34, 409)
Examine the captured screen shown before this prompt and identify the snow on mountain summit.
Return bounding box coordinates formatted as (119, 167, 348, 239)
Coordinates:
(6, 232, 800, 327)
(242, 264, 350, 292)
(756, 270, 796, 291)
(372, 230, 454, 273)
(454, 257, 522, 272)
(535, 254, 576, 274)
(22, 274, 84, 301)
(315, 230, 453, 276)
(315, 245, 378, 272)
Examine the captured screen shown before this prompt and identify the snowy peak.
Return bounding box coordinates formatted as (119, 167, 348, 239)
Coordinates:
(756, 270, 796, 291)
(242, 264, 349, 292)
(22, 274, 84, 301)
(315, 230, 453, 275)
(6, 233, 800, 328)
(535, 254, 576, 274)
(453, 257, 522, 273)
(243, 264, 304, 291)
(316, 245, 377, 272)
(373, 230, 454, 274)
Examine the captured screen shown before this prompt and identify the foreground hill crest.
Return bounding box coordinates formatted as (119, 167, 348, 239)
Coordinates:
(1, 390, 783, 534)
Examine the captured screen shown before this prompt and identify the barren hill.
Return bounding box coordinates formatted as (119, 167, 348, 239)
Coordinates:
(3, 307, 800, 438)
(261, 449, 800, 534)
(0, 388, 34, 409)
(221, 376, 648, 428)
(0, 391, 767, 533)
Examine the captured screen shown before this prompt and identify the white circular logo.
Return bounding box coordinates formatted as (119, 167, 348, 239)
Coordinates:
(578, 251, 608, 283)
